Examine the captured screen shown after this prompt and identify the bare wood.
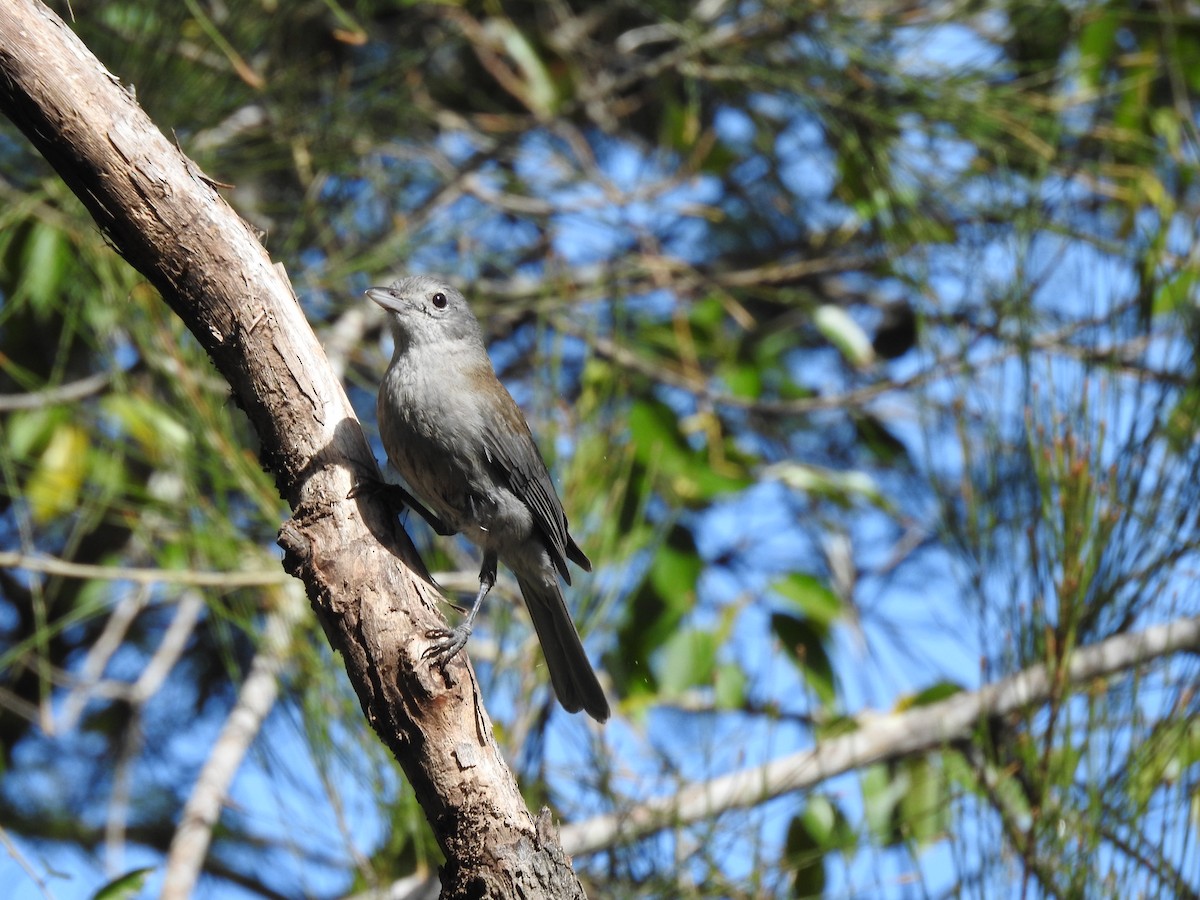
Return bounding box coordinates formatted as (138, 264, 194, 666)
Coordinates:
(0, 2, 587, 897)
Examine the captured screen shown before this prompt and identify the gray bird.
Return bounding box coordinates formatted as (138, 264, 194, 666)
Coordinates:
(366, 275, 610, 722)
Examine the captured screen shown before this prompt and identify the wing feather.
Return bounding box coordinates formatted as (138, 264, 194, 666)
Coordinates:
(480, 403, 584, 581)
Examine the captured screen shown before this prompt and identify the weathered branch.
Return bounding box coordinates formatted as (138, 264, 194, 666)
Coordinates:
(560, 614, 1200, 856)
(0, 2, 587, 897)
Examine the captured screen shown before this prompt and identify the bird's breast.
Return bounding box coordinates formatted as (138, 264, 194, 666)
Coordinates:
(377, 351, 533, 550)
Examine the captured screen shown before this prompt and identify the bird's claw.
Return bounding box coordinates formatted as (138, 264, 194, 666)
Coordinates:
(422, 625, 472, 668)
(345, 477, 376, 501)
(348, 475, 401, 505)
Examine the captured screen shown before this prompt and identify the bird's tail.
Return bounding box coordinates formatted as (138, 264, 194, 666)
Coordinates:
(516, 574, 610, 722)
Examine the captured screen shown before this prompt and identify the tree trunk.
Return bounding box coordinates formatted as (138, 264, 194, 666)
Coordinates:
(0, 2, 588, 896)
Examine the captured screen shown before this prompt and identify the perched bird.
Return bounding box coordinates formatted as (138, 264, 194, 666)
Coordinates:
(366, 275, 609, 722)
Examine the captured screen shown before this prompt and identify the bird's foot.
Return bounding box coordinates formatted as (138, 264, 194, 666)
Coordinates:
(422, 624, 473, 668)
(347, 474, 404, 507)
(349, 476, 455, 535)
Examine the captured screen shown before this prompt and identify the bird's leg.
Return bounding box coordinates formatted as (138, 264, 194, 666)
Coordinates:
(423, 551, 498, 667)
(348, 475, 456, 536)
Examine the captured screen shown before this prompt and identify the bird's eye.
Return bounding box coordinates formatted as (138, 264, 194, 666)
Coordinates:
(432, 292, 447, 308)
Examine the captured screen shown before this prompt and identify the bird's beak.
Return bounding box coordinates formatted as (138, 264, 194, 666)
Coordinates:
(365, 286, 404, 314)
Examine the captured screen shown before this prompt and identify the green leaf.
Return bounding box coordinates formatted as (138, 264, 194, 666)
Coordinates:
(1130, 716, 1200, 812)
(784, 812, 826, 898)
(895, 755, 949, 846)
(656, 626, 717, 695)
(713, 662, 747, 709)
(6, 407, 60, 459)
(807, 794, 856, 850)
(862, 763, 908, 846)
(488, 18, 559, 116)
(1164, 387, 1200, 452)
(784, 796, 858, 897)
(17, 220, 71, 314)
(765, 460, 887, 508)
(628, 400, 748, 502)
(1077, 10, 1120, 88)
(93, 867, 154, 900)
(688, 294, 726, 332)
(660, 94, 701, 152)
(853, 413, 911, 465)
(27, 422, 89, 522)
(1152, 268, 1198, 316)
(770, 612, 836, 706)
(649, 528, 703, 604)
(774, 574, 841, 631)
(628, 399, 684, 462)
(697, 138, 740, 175)
(1151, 107, 1183, 155)
(801, 795, 836, 845)
(609, 525, 701, 697)
(719, 360, 763, 399)
(813, 304, 874, 367)
(102, 394, 192, 462)
(896, 681, 964, 710)
(610, 583, 671, 699)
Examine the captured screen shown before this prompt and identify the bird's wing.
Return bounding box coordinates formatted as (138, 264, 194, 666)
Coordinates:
(479, 402, 578, 582)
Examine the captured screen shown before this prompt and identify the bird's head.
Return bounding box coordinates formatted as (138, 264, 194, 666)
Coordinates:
(365, 276, 487, 354)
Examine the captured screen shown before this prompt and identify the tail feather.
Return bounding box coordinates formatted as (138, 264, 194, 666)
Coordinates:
(516, 575, 609, 722)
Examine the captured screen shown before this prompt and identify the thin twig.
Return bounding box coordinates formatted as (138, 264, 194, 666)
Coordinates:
(0, 370, 113, 410)
(129, 592, 205, 704)
(0, 824, 55, 900)
(161, 587, 305, 899)
(0, 551, 288, 587)
(57, 585, 151, 733)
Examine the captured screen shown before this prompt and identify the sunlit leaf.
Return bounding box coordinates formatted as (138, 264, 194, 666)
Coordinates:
(6, 407, 59, 459)
(1153, 268, 1198, 316)
(17, 220, 70, 314)
(486, 18, 558, 116)
(102, 394, 192, 462)
(27, 422, 89, 521)
(774, 573, 841, 631)
(93, 867, 154, 900)
(862, 763, 905, 845)
(895, 755, 949, 846)
(628, 400, 748, 501)
(656, 626, 717, 695)
(764, 461, 886, 508)
(713, 662, 747, 709)
(896, 681, 963, 709)
(719, 360, 762, 398)
(1077, 10, 1120, 88)
(813, 304, 874, 368)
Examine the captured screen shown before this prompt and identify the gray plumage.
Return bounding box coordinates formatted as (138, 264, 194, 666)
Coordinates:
(367, 275, 609, 722)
